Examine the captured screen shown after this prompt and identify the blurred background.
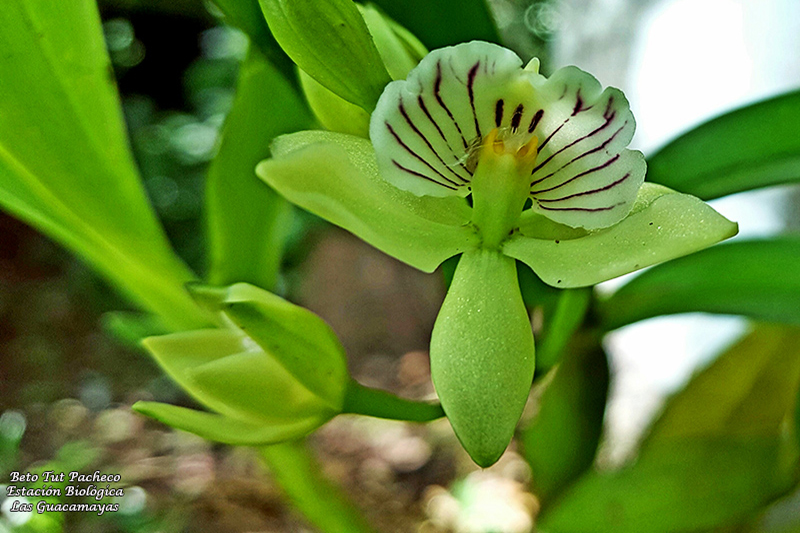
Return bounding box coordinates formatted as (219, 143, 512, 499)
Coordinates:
(1, 0, 799, 531)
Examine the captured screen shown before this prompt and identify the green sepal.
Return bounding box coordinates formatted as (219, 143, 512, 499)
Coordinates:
(503, 183, 738, 288)
(132, 401, 325, 445)
(258, 0, 391, 111)
(219, 283, 349, 411)
(256, 131, 479, 273)
(430, 249, 535, 467)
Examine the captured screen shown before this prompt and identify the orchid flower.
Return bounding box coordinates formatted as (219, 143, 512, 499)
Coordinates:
(257, 41, 737, 466)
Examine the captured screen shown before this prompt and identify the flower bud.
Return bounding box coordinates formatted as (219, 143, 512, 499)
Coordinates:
(133, 283, 349, 445)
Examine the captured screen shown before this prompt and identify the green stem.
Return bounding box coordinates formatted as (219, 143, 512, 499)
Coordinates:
(342, 380, 445, 422)
(536, 287, 593, 370)
(259, 441, 375, 533)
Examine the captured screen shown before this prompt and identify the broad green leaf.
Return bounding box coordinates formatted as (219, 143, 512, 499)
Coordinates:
(521, 343, 608, 503)
(132, 401, 324, 445)
(430, 249, 535, 467)
(647, 90, 800, 200)
(599, 236, 800, 331)
(221, 283, 349, 410)
(370, 0, 499, 49)
(538, 325, 800, 532)
(256, 131, 480, 273)
(503, 184, 738, 288)
(258, 0, 391, 110)
(0, 0, 207, 330)
(206, 50, 312, 291)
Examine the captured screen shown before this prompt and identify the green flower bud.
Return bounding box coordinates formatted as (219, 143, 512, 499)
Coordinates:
(133, 283, 349, 445)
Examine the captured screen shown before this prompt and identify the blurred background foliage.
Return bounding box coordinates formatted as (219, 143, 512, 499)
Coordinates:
(1, 0, 800, 532)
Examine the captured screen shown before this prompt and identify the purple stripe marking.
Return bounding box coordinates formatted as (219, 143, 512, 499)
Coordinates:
(417, 95, 473, 178)
(531, 122, 628, 186)
(532, 107, 618, 175)
(537, 172, 632, 203)
(434, 61, 469, 151)
(571, 91, 583, 116)
(528, 109, 544, 133)
(511, 104, 524, 131)
(467, 62, 481, 137)
(537, 202, 622, 213)
(495, 99, 504, 127)
(399, 102, 469, 184)
(532, 154, 621, 194)
(386, 122, 461, 187)
(392, 160, 458, 191)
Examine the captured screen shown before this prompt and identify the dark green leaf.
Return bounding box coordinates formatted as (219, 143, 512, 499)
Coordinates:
(599, 236, 800, 331)
(538, 325, 800, 532)
(647, 90, 800, 200)
(370, 0, 499, 49)
(521, 343, 608, 503)
(206, 50, 312, 291)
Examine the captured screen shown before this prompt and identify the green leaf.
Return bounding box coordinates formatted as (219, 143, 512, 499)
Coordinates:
(521, 343, 608, 504)
(258, 0, 391, 110)
(256, 131, 480, 273)
(0, 0, 208, 330)
(259, 442, 377, 533)
(538, 325, 800, 532)
(430, 249, 535, 467)
(220, 283, 349, 410)
(370, 0, 499, 49)
(647, 90, 800, 200)
(206, 50, 312, 291)
(211, 0, 296, 82)
(503, 184, 738, 288)
(599, 236, 800, 331)
(132, 401, 324, 445)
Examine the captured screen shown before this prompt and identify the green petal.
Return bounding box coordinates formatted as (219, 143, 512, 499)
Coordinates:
(257, 131, 478, 272)
(503, 183, 738, 288)
(430, 249, 535, 467)
(132, 401, 323, 445)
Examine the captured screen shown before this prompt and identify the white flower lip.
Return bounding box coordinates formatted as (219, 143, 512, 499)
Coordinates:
(370, 41, 647, 230)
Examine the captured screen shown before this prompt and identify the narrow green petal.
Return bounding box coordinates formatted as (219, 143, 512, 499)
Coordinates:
(257, 131, 478, 272)
(503, 184, 738, 288)
(430, 249, 535, 467)
(132, 401, 323, 445)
